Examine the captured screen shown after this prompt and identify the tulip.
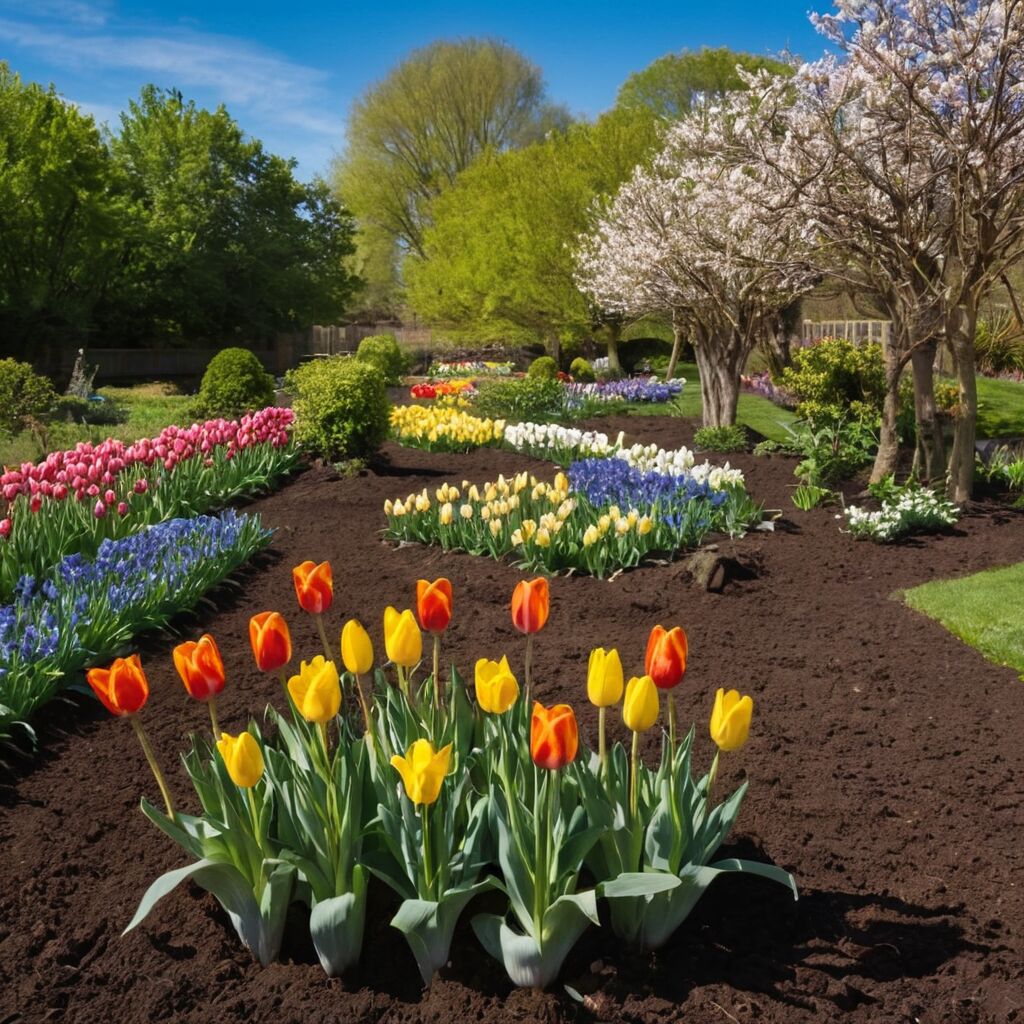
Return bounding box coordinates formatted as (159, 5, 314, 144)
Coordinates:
(709, 688, 753, 753)
(530, 702, 578, 771)
(292, 560, 334, 660)
(287, 656, 342, 724)
(475, 655, 519, 714)
(512, 578, 549, 699)
(417, 577, 452, 708)
(623, 675, 659, 819)
(341, 618, 373, 675)
(249, 611, 292, 672)
(384, 606, 422, 696)
(87, 655, 174, 817)
(644, 625, 688, 691)
(217, 730, 265, 788)
(587, 647, 623, 776)
(173, 634, 226, 735)
(391, 738, 452, 806)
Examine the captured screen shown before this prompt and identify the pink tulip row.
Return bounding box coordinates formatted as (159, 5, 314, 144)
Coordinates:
(1, 408, 294, 511)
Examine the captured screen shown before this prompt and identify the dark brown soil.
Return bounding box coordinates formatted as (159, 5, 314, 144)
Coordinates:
(2, 414, 1024, 1024)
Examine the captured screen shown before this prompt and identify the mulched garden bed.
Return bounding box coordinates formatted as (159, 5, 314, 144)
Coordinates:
(2, 414, 1022, 1024)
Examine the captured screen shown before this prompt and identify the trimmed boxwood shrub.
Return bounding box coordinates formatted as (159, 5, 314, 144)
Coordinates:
(194, 347, 276, 419)
(356, 333, 408, 385)
(286, 357, 388, 460)
(0, 359, 56, 437)
(569, 357, 595, 382)
(528, 355, 558, 380)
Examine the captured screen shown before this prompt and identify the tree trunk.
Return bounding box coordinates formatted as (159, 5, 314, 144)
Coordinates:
(666, 314, 685, 382)
(606, 323, 623, 376)
(548, 335, 561, 368)
(946, 304, 979, 503)
(693, 336, 741, 427)
(870, 340, 902, 484)
(910, 340, 945, 483)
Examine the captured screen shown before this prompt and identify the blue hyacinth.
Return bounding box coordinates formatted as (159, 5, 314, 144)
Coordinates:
(569, 458, 722, 512)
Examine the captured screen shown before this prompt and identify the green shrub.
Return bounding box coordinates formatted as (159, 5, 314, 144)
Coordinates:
(194, 347, 275, 419)
(53, 395, 128, 426)
(286, 357, 388, 460)
(787, 417, 878, 485)
(559, 336, 583, 371)
(473, 377, 565, 421)
(778, 339, 885, 424)
(569, 357, 595, 382)
(527, 355, 559, 380)
(0, 359, 56, 437)
(693, 425, 748, 452)
(356, 333, 409, 385)
(975, 312, 1024, 375)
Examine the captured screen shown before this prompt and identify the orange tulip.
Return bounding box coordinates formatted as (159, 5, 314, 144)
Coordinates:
(249, 611, 292, 672)
(86, 654, 149, 717)
(416, 577, 453, 633)
(511, 578, 549, 634)
(645, 625, 688, 690)
(530, 701, 578, 771)
(292, 560, 333, 615)
(172, 634, 225, 701)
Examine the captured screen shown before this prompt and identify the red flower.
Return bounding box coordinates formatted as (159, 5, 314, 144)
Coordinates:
(644, 625, 688, 690)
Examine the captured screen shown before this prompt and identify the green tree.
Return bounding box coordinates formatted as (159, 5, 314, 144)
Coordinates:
(0, 63, 123, 357)
(616, 47, 791, 120)
(405, 107, 657, 369)
(101, 86, 358, 345)
(333, 38, 559, 268)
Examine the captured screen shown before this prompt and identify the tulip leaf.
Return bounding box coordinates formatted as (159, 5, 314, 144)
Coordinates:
(309, 866, 368, 976)
(599, 871, 682, 898)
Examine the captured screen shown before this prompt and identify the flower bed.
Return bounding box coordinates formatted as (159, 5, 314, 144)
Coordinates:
(563, 376, 684, 408)
(842, 487, 959, 542)
(384, 465, 760, 577)
(94, 568, 794, 988)
(389, 403, 505, 452)
(428, 360, 514, 378)
(0, 407, 296, 602)
(409, 379, 477, 400)
(502, 421, 621, 465)
(0, 510, 270, 743)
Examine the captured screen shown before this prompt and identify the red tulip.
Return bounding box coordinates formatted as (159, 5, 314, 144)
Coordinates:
(645, 625, 688, 690)
(416, 577, 453, 633)
(249, 612, 292, 672)
(292, 560, 333, 615)
(531, 701, 578, 770)
(511, 578, 549, 634)
(87, 654, 149, 716)
(173, 634, 226, 701)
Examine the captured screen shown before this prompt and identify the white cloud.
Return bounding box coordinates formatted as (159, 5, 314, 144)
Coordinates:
(0, 0, 111, 27)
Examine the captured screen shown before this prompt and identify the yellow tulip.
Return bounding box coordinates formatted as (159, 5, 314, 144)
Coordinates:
(217, 730, 265, 788)
(623, 675, 659, 732)
(287, 656, 342, 723)
(384, 606, 422, 668)
(709, 688, 754, 751)
(341, 619, 374, 675)
(439, 502, 453, 525)
(536, 527, 551, 548)
(460, 503, 474, 520)
(583, 525, 599, 547)
(475, 655, 519, 713)
(553, 471, 568, 492)
(391, 738, 452, 805)
(587, 647, 624, 707)
(490, 518, 503, 536)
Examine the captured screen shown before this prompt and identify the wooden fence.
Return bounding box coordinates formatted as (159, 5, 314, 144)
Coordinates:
(802, 319, 892, 347)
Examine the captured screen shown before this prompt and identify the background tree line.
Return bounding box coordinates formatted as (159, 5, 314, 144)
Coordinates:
(0, 67, 359, 365)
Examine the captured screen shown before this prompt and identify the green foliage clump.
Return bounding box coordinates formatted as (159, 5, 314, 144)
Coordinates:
(569, 357, 595, 382)
(286, 357, 388, 460)
(693, 424, 747, 453)
(472, 377, 565, 422)
(787, 418, 878, 485)
(0, 359, 56, 437)
(356, 333, 409, 386)
(53, 395, 128, 426)
(619, 337, 673, 375)
(975, 312, 1024, 376)
(528, 355, 559, 380)
(194, 347, 276, 419)
(778, 339, 886, 424)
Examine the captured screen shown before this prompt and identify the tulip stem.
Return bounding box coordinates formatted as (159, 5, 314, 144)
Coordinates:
(315, 613, 334, 663)
(208, 695, 220, 741)
(319, 721, 330, 768)
(703, 750, 720, 830)
(246, 786, 268, 889)
(667, 691, 677, 762)
(598, 706, 607, 780)
(129, 715, 175, 819)
(353, 672, 374, 746)
(524, 634, 534, 702)
(420, 803, 434, 899)
(629, 730, 640, 822)
(432, 634, 441, 711)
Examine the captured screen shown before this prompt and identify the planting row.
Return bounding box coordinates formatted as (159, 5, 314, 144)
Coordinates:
(94, 566, 795, 989)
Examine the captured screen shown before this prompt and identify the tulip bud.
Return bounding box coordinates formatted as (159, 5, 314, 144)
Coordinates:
(173, 634, 226, 701)
(709, 688, 754, 752)
(530, 701, 578, 770)
(292, 560, 333, 615)
(622, 675, 659, 732)
(287, 656, 342, 723)
(511, 578, 549, 634)
(217, 731, 265, 788)
(416, 577, 453, 633)
(645, 625, 688, 690)
(249, 611, 292, 672)
(474, 655, 519, 714)
(587, 648, 624, 708)
(86, 654, 149, 716)
(0, 518, 10, 538)
(384, 606, 422, 668)
(341, 619, 374, 675)
(390, 738, 452, 805)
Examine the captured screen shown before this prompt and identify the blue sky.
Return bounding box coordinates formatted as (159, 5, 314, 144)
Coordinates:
(0, 0, 831, 181)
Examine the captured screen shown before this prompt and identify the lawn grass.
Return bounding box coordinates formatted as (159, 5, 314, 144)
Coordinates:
(904, 562, 1024, 676)
(975, 375, 1024, 438)
(621, 362, 801, 443)
(0, 383, 193, 466)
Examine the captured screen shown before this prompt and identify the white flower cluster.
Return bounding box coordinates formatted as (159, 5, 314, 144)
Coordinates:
(615, 443, 746, 491)
(842, 489, 959, 542)
(503, 422, 620, 459)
